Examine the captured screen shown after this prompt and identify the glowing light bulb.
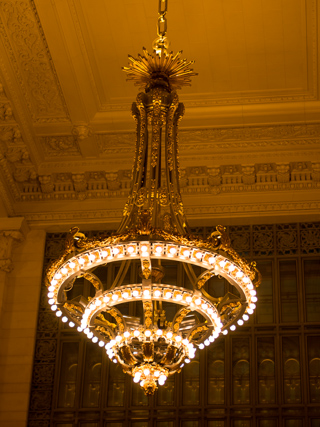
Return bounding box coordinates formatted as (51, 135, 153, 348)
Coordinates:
(183, 250, 190, 257)
(154, 290, 161, 297)
(154, 370, 160, 377)
(112, 294, 119, 301)
(69, 322, 75, 328)
(169, 247, 177, 255)
(208, 257, 215, 264)
(127, 246, 135, 254)
(48, 299, 54, 305)
(222, 330, 228, 335)
(143, 289, 150, 298)
(199, 343, 205, 349)
(155, 246, 163, 254)
(78, 257, 85, 264)
(62, 316, 68, 323)
(194, 298, 201, 306)
(122, 291, 129, 299)
(132, 290, 139, 297)
(175, 335, 182, 342)
(249, 303, 256, 309)
(145, 330, 152, 337)
(89, 254, 95, 261)
(51, 305, 57, 311)
(247, 308, 254, 314)
(251, 296, 258, 303)
(175, 293, 183, 301)
(87, 332, 93, 339)
(92, 336, 98, 343)
(195, 252, 202, 260)
(140, 245, 148, 253)
(186, 296, 192, 303)
(69, 262, 75, 269)
(156, 329, 163, 336)
(124, 331, 130, 338)
(230, 325, 236, 331)
(113, 247, 120, 255)
(134, 330, 140, 337)
(185, 358, 190, 363)
(61, 268, 68, 275)
(99, 341, 105, 347)
(115, 335, 122, 342)
(166, 332, 173, 339)
(237, 319, 244, 325)
(165, 291, 172, 299)
(243, 314, 249, 321)
(204, 339, 210, 346)
(143, 368, 150, 376)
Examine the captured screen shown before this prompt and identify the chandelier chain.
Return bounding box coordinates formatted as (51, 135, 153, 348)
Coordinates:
(157, 0, 168, 39)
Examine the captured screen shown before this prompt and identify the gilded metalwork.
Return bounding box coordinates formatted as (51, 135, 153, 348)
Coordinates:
(142, 342, 154, 362)
(123, 49, 197, 93)
(143, 300, 153, 328)
(120, 345, 137, 366)
(161, 344, 177, 365)
(108, 308, 125, 333)
(188, 325, 209, 341)
(173, 307, 190, 332)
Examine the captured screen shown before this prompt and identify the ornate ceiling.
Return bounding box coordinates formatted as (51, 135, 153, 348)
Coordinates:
(0, 0, 319, 228)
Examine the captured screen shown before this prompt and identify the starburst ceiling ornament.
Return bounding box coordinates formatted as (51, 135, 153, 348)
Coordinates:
(46, 0, 261, 396)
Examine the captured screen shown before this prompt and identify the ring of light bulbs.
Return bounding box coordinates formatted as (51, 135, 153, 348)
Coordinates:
(47, 241, 258, 382)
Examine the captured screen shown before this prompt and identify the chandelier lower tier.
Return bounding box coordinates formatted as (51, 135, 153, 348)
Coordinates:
(47, 2, 260, 396)
(47, 233, 260, 395)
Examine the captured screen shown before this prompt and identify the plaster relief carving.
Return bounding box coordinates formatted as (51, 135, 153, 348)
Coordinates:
(0, 230, 23, 272)
(276, 164, 290, 184)
(41, 136, 80, 156)
(0, 102, 13, 121)
(0, 0, 68, 120)
(39, 175, 54, 193)
(0, 126, 22, 144)
(312, 163, 320, 182)
(72, 125, 93, 141)
(97, 133, 135, 154)
(72, 173, 87, 194)
(15, 160, 320, 202)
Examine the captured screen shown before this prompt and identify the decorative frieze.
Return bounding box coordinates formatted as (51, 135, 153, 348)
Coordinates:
(15, 161, 319, 202)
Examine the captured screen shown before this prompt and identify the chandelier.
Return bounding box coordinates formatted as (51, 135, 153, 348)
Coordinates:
(46, 0, 261, 396)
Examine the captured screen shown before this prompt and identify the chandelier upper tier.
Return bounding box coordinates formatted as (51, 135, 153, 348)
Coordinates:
(46, 0, 261, 396)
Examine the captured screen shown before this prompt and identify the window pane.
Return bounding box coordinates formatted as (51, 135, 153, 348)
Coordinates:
(107, 362, 125, 407)
(304, 259, 320, 322)
(182, 354, 200, 405)
(233, 420, 251, 427)
(279, 260, 299, 322)
(282, 337, 301, 403)
(208, 422, 225, 427)
(285, 421, 303, 427)
(232, 338, 250, 404)
(257, 337, 275, 404)
(207, 340, 225, 404)
(181, 422, 199, 427)
(131, 380, 148, 406)
(307, 336, 320, 403)
(57, 342, 79, 408)
(157, 375, 175, 406)
(82, 342, 102, 408)
(256, 261, 273, 323)
(259, 420, 277, 427)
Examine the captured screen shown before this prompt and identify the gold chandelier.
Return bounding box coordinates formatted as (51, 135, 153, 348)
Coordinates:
(46, 0, 261, 396)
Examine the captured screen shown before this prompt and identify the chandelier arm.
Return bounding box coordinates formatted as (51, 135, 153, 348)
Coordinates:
(109, 259, 132, 290)
(182, 262, 198, 290)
